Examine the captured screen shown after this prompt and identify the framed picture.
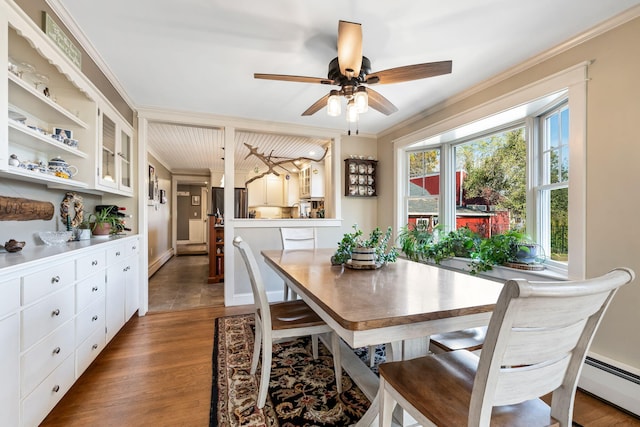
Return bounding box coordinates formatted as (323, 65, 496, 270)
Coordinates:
(160, 189, 167, 204)
(53, 127, 73, 139)
(191, 195, 200, 206)
(148, 164, 156, 201)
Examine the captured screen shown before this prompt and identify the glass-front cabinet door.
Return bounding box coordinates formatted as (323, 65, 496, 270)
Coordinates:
(100, 112, 117, 187)
(118, 129, 132, 192)
(97, 105, 134, 195)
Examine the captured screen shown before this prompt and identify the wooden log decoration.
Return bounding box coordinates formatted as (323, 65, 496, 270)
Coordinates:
(0, 196, 55, 221)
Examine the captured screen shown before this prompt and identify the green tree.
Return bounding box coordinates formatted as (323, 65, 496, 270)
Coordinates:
(409, 150, 439, 178)
(460, 129, 527, 226)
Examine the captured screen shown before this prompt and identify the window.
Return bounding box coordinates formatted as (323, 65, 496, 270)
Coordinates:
(536, 104, 569, 264)
(402, 101, 570, 272)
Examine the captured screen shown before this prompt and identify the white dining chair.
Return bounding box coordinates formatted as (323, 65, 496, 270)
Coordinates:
(279, 227, 317, 301)
(378, 268, 635, 427)
(233, 236, 342, 409)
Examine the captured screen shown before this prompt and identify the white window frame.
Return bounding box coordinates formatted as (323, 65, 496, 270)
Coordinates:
(393, 63, 588, 279)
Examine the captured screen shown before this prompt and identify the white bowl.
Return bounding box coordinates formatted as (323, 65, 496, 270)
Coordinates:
(39, 231, 73, 245)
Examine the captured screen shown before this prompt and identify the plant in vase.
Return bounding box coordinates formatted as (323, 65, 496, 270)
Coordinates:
(332, 224, 398, 267)
(88, 207, 120, 237)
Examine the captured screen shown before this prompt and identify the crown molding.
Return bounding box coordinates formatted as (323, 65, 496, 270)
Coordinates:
(379, 4, 640, 139)
(45, 0, 137, 110)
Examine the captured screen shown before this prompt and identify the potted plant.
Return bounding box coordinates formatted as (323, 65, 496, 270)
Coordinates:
(89, 207, 120, 236)
(332, 224, 398, 266)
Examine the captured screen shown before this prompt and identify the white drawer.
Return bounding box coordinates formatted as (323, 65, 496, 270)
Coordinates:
(21, 354, 74, 427)
(21, 320, 74, 397)
(0, 277, 20, 319)
(22, 261, 74, 305)
(76, 250, 106, 279)
(76, 328, 106, 377)
(76, 298, 105, 344)
(22, 286, 75, 351)
(106, 243, 126, 266)
(125, 238, 140, 256)
(76, 272, 106, 313)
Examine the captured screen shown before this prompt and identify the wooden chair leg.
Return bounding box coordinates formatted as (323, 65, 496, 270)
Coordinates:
(311, 334, 319, 359)
(251, 322, 262, 374)
(379, 378, 396, 427)
(331, 332, 342, 393)
(257, 340, 272, 408)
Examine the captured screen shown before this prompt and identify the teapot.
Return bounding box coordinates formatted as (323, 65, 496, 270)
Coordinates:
(48, 156, 78, 178)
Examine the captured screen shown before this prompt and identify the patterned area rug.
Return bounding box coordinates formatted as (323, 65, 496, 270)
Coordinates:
(211, 313, 380, 426)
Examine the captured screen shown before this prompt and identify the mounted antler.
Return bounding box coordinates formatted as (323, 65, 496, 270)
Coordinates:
(244, 143, 329, 185)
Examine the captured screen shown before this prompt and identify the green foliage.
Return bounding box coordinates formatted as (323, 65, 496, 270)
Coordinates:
(332, 224, 398, 265)
(88, 208, 120, 233)
(399, 224, 540, 275)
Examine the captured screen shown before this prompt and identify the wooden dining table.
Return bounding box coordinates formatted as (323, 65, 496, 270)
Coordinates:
(261, 248, 504, 426)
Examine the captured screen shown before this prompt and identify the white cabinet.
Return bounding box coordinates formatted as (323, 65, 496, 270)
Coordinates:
(299, 162, 324, 199)
(105, 238, 139, 342)
(248, 174, 283, 206)
(0, 236, 139, 426)
(96, 105, 134, 195)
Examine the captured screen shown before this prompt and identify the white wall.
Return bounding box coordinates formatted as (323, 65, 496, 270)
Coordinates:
(147, 152, 172, 272)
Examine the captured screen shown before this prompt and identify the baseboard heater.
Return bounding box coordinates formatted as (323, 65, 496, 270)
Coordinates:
(579, 356, 640, 417)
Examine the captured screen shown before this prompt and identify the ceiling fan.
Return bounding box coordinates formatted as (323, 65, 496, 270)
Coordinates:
(254, 20, 452, 120)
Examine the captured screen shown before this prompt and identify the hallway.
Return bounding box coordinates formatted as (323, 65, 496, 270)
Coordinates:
(148, 253, 224, 312)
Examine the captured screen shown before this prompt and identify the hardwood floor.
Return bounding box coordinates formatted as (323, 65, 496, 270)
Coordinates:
(41, 306, 640, 426)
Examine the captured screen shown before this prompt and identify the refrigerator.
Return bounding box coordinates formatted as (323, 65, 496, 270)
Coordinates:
(211, 187, 248, 218)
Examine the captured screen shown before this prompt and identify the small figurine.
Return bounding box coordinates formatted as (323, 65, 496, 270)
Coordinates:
(9, 154, 20, 167)
(4, 239, 26, 252)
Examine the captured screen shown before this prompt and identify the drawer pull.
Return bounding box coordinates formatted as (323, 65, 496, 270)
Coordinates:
(92, 344, 99, 350)
(92, 286, 99, 292)
(116, 251, 121, 256)
(52, 385, 60, 393)
(92, 260, 99, 266)
(51, 309, 61, 317)
(132, 246, 137, 250)
(92, 315, 99, 321)
(53, 347, 61, 355)
(51, 276, 60, 284)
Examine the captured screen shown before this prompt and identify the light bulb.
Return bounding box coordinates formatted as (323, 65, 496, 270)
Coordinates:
(354, 87, 368, 113)
(346, 100, 359, 123)
(327, 90, 341, 117)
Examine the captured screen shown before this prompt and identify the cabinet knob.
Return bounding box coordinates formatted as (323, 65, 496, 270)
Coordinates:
(51, 309, 61, 317)
(92, 260, 99, 266)
(92, 315, 98, 321)
(116, 251, 121, 256)
(92, 344, 99, 350)
(92, 286, 99, 292)
(51, 276, 60, 284)
(132, 246, 137, 250)
(52, 385, 60, 393)
(53, 347, 61, 355)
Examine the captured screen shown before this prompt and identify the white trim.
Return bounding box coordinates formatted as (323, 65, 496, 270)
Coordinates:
(148, 248, 173, 278)
(45, 0, 136, 109)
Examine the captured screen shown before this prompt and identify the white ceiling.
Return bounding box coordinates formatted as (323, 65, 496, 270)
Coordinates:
(52, 0, 640, 172)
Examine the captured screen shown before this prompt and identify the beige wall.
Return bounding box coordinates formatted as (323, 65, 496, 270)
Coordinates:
(378, 17, 640, 370)
(147, 153, 172, 266)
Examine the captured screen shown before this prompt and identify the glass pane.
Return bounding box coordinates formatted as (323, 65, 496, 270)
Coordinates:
(102, 114, 116, 182)
(455, 128, 526, 237)
(549, 187, 568, 262)
(120, 130, 131, 188)
(550, 149, 560, 184)
(547, 113, 559, 148)
(407, 149, 439, 225)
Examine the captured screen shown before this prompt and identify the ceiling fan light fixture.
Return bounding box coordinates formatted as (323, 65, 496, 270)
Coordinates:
(346, 100, 359, 123)
(327, 90, 341, 116)
(354, 86, 368, 113)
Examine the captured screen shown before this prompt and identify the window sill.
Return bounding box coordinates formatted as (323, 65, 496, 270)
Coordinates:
(421, 257, 568, 282)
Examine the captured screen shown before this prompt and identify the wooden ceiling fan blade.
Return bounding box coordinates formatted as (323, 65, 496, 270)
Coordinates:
(302, 93, 330, 116)
(337, 20, 362, 78)
(254, 73, 334, 85)
(366, 60, 452, 85)
(367, 88, 398, 115)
